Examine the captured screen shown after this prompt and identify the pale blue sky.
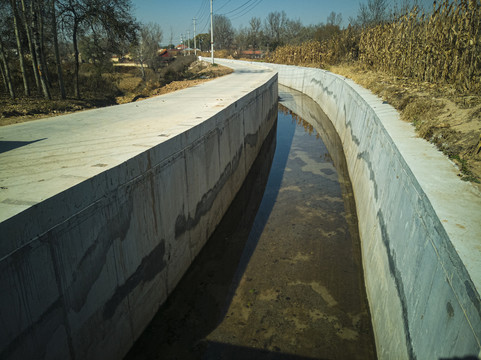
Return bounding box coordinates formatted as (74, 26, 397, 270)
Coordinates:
(133, 0, 434, 45)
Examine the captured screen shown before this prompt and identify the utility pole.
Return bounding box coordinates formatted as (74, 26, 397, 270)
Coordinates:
(210, 0, 214, 64)
(193, 18, 197, 56)
(187, 30, 190, 55)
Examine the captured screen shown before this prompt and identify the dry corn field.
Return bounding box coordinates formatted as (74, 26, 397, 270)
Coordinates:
(267, 28, 360, 67)
(268, 41, 322, 66)
(361, 0, 480, 92)
(269, 0, 481, 185)
(269, 0, 480, 93)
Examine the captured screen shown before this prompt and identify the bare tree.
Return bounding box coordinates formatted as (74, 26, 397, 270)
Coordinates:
(247, 17, 263, 50)
(0, 39, 15, 99)
(196, 33, 210, 51)
(2, 0, 50, 98)
(353, 0, 388, 27)
(10, 0, 30, 96)
(58, 0, 137, 98)
(0, 0, 137, 100)
(235, 26, 248, 52)
(327, 11, 343, 27)
(248, 17, 262, 51)
(132, 22, 163, 78)
(315, 12, 343, 43)
(264, 11, 287, 48)
(19, 0, 42, 90)
(50, 0, 66, 98)
(390, 0, 420, 19)
(284, 18, 304, 44)
(169, 25, 173, 48)
(31, 0, 51, 99)
(36, 0, 52, 88)
(0, 2, 15, 98)
(213, 14, 234, 50)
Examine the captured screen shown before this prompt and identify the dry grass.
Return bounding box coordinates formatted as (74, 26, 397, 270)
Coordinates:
(267, 27, 360, 68)
(328, 64, 481, 184)
(268, 41, 323, 66)
(267, 0, 481, 184)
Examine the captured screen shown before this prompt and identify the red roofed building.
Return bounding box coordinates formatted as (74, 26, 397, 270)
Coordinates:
(240, 50, 264, 59)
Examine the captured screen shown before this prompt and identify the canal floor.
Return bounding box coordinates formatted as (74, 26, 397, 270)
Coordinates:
(125, 87, 376, 360)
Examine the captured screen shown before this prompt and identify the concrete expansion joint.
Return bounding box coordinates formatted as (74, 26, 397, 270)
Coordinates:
(1, 197, 104, 263)
(444, 270, 481, 348)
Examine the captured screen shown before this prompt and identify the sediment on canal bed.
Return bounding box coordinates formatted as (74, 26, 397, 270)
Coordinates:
(232, 60, 481, 359)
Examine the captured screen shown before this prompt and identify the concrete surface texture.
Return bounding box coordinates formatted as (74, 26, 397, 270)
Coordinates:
(243, 60, 481, 359)
(0, 61, 277, 359)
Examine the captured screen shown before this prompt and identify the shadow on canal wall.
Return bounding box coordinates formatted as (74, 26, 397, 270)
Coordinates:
(249, 61, 481, 359)
(0, 74, 278, 360)
(125, 120, 279, 359)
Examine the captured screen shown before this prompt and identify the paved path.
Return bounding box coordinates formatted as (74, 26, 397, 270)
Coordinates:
(0, 60, 274, 223)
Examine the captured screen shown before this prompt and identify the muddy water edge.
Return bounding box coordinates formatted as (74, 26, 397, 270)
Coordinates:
(124, 86, 376, 360)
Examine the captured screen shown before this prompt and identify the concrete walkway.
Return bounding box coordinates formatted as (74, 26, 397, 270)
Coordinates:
(0, 60, 274, 223)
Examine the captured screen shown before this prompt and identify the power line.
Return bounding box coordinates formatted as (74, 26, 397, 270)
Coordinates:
(216, 0, 234, 12)
(228, 0, 264, 20)
(195, 0, 209, 18)
(219, 0, 256, 16)
(199, 6, 212, 33)
(197, 0, 212, 33)
(195, 0, 264, 43)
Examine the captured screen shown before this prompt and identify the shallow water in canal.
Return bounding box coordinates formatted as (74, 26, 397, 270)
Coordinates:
(125, 86, 376, 360)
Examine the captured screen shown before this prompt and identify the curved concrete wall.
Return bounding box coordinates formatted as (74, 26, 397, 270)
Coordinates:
(253, 62, 481, 359)
(0, 72, 277, 360)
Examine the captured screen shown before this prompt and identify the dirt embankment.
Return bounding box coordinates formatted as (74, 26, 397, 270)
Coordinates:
(0, 60, 232, 127)
(327, 64, 481, 187)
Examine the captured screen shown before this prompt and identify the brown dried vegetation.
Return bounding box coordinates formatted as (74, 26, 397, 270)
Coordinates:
(268, 0, 481, 185)
(359, 0, 480, 93)
(1, 60, 233, 126)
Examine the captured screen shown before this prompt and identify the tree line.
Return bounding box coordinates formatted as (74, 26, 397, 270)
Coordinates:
(191, 0, 398, 53)
(190, 10, 344, 54)
(0, 0, 137, 100)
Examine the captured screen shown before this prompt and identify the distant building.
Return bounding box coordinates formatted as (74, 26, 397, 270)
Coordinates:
(157, 49, 169, 58)
(239, 50, 264, 59)
(156, 48, 174, 63)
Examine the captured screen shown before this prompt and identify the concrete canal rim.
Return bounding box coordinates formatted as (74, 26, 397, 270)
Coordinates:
(218, 60, 481, 359)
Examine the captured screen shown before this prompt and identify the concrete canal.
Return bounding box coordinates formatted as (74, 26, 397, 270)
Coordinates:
(125, 86, 376, 360)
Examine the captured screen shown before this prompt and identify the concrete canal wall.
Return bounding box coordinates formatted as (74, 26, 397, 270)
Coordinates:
(254, 62, 481, 359)
(0, 67, 277, 360)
